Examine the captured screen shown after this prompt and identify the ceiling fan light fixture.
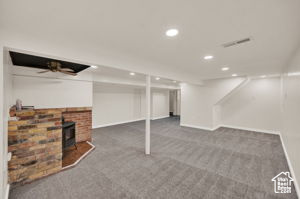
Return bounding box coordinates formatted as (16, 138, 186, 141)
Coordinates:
(38, 61, 77, 76)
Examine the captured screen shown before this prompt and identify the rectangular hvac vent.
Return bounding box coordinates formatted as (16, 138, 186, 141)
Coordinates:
(222, 37, 251, 48)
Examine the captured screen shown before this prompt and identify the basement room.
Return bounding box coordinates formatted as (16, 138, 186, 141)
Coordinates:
(0, 0, 300, 199)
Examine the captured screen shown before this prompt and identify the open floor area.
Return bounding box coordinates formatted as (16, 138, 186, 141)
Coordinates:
(2, 1, 300, 198)
(9, 118, 297, 199)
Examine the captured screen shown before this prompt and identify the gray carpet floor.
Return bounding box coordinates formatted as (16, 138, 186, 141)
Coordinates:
(9, 117, 298, 199)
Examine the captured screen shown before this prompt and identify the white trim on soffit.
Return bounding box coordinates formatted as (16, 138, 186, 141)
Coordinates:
(279, 134, 300, 198)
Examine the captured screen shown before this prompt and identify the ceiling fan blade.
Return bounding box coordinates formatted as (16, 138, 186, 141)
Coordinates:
(60, 68, 74, 72)
(38, 70, 50, 73)
(59, 70, 77, 76)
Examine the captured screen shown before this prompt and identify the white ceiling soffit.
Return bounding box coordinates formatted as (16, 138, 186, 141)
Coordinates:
(1, 0, 300, 83)
(8, 48, 181, 89)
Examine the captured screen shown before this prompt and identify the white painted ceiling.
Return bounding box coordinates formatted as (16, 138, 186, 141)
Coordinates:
(1, 0, 300, 83)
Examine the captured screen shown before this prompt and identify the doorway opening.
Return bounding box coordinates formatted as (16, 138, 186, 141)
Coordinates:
(169, 89, 181, 120)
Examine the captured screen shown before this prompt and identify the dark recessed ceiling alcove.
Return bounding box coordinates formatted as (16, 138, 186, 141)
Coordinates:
(9, 51, 90, 73)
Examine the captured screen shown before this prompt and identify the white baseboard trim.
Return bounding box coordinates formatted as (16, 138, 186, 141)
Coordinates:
(180, 123, 279, 135)
(151, 115, 170, 120)
(93, 118, 145, 129)
(93, 116, 171, 129)
(220, 124, 279, 135)
(279, 133, 300, 197)
(212, 125, 222, 131)
(180, 123, 215, 131)
(5, 184, 10, 199)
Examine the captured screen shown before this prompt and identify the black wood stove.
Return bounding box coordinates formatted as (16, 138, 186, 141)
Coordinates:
(62, 118, 76, 150)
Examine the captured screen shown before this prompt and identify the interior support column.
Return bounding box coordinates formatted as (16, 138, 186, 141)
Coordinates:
(145, 75, 151, 155)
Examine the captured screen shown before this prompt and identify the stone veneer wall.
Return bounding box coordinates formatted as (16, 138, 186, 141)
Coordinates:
(8, 107, 92, 185)
(8, 109, 62, 185)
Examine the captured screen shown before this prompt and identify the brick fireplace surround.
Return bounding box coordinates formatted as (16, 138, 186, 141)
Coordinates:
(8, 107, 92, 185)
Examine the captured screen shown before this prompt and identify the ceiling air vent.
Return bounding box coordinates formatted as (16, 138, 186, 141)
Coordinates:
(222, 37, 251, 48)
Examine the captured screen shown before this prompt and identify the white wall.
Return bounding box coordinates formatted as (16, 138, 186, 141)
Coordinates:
(169, 90, 175, 114)
(93, 83, 170, 128)
(0, 45, 5, 199)
(93, 84, 144, 127)
(281, 46, 300, 195)
(220, 77, 281, 133)
(180, 78, 245, 130)
(1, 49, 13, 199)
(13, 75, 93, 109)
(177, 90, 181, 116)
(3, 52, 13, 199)
(151, 89, 169, 119)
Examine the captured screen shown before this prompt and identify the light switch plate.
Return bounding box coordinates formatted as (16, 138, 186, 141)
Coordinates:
(7, 152, 12, 161)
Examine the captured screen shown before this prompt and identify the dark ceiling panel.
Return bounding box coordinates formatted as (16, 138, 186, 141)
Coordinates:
(9, 51, 90, 73)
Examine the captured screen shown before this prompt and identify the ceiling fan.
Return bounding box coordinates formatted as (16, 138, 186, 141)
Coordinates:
(38, 61, 77, 76)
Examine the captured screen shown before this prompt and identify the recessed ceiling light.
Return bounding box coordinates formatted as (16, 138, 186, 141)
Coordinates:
(222, 67, 229, 71)
(173, 80, 177, 83)
(166, 29, 179, 37)
(288, 72, 300, 76)
(204, 55, 214, 60)
(129, 72, 135, 76)
(155, 77, 160, 80)
(232, 74, 237, 77)
(260, 75, 266, 78)
(90, 65, 98, 69)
